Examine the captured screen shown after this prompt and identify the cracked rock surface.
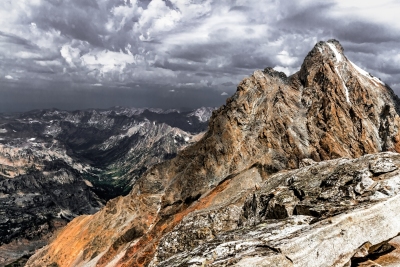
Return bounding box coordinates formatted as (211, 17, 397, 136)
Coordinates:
(150, 152, 400, 267)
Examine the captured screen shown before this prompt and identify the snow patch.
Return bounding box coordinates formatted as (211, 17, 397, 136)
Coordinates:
(327, 42, 342, 62)
(28, 138, 36, 141)
(163, 109, 180, 114)
(326, 42, 349, 103)
(349, 61, 385, 86)
(188, 107, 215, 122)
(44, 125, 62, 136)
(335, 66, 350, 103)
(126, 123, 146, 136)
(0, 129, 7, 134)
(147, 108, 163, 114)
(57, 209, 74, 219)
(99, 122, 149, 150)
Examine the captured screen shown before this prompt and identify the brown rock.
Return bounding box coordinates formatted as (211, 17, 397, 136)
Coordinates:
(26, 40, 400, 267)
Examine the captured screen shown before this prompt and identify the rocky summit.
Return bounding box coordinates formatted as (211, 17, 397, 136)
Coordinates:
(26, 40, 400, 267)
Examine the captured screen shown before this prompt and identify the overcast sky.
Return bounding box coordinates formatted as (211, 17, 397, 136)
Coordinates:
(0, 0, 399, 112)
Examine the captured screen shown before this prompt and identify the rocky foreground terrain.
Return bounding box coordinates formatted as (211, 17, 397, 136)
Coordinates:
(0, 107, 214, 266)
(151, 152, 400, 266)
(24, 39, 400, 267)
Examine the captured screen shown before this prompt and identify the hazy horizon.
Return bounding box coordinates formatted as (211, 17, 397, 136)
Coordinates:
(1, 0, 400, 112)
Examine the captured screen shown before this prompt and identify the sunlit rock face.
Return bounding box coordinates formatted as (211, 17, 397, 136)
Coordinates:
(151, 152, 400, 267)
(26, 40, 400, 267)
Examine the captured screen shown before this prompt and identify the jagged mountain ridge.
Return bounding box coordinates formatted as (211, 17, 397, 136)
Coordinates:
(0, 107, 214, 266)
(0, 106, 214, 197)
(26, 40, 400, 267)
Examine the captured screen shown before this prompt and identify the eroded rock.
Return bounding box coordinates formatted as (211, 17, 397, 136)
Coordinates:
(370, 158, 398, 175)
(151, 153, 400, 267)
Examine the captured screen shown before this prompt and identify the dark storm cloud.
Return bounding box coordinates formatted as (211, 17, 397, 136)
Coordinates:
(0, 31, 38, 49)
(137, 0, 152, 9)
(0, 0, 400, 112)
(33, 4, 105, 47)
(195, 73, 209, 77)
(341, 42, 380, 55)
(0, 82, 226, 113)
(279, 2, 336, 29)
(230, 54, 277, 70)
(221, 82, 234, 86)
(169, 42, 231, 63)
(229, 6, 251, 12)
(379, 64, 400, 76)
(336, 22, 400, 44)
(277, 2, 400, 45)
(153, 60, 201, 72)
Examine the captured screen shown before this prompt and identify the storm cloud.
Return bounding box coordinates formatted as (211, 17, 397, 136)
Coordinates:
(0, 0, 399, 112)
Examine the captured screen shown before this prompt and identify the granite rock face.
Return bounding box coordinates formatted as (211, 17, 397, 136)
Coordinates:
(151, 152, 400, 267)
(26, 40, 400, 267)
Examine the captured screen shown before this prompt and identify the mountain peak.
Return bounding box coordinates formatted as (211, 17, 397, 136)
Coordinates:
(306, 39, 345, 63)
(323, 39, 344, 60)
(26, 41, 400, 267)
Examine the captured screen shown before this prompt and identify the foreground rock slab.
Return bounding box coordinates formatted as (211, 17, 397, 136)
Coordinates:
(150, 152, 400, 267)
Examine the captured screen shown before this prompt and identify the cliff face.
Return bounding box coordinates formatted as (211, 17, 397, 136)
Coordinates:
(26, 40, 400, 267)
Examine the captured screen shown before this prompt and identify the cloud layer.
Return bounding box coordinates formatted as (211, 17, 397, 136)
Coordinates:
(0, 0, 399, 112)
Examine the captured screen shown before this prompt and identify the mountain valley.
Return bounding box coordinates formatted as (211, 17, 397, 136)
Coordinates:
(0, 106, 214, 266)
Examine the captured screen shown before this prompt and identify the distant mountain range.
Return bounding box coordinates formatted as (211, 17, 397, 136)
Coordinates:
(0, 106, 215, 265)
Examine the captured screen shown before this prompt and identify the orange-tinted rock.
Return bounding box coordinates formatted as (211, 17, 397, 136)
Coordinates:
(26, 40, 400, 267)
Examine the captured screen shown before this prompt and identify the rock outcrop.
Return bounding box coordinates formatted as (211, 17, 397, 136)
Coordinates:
(150, 152, 400, 267)
(26, 40, 400, 267)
